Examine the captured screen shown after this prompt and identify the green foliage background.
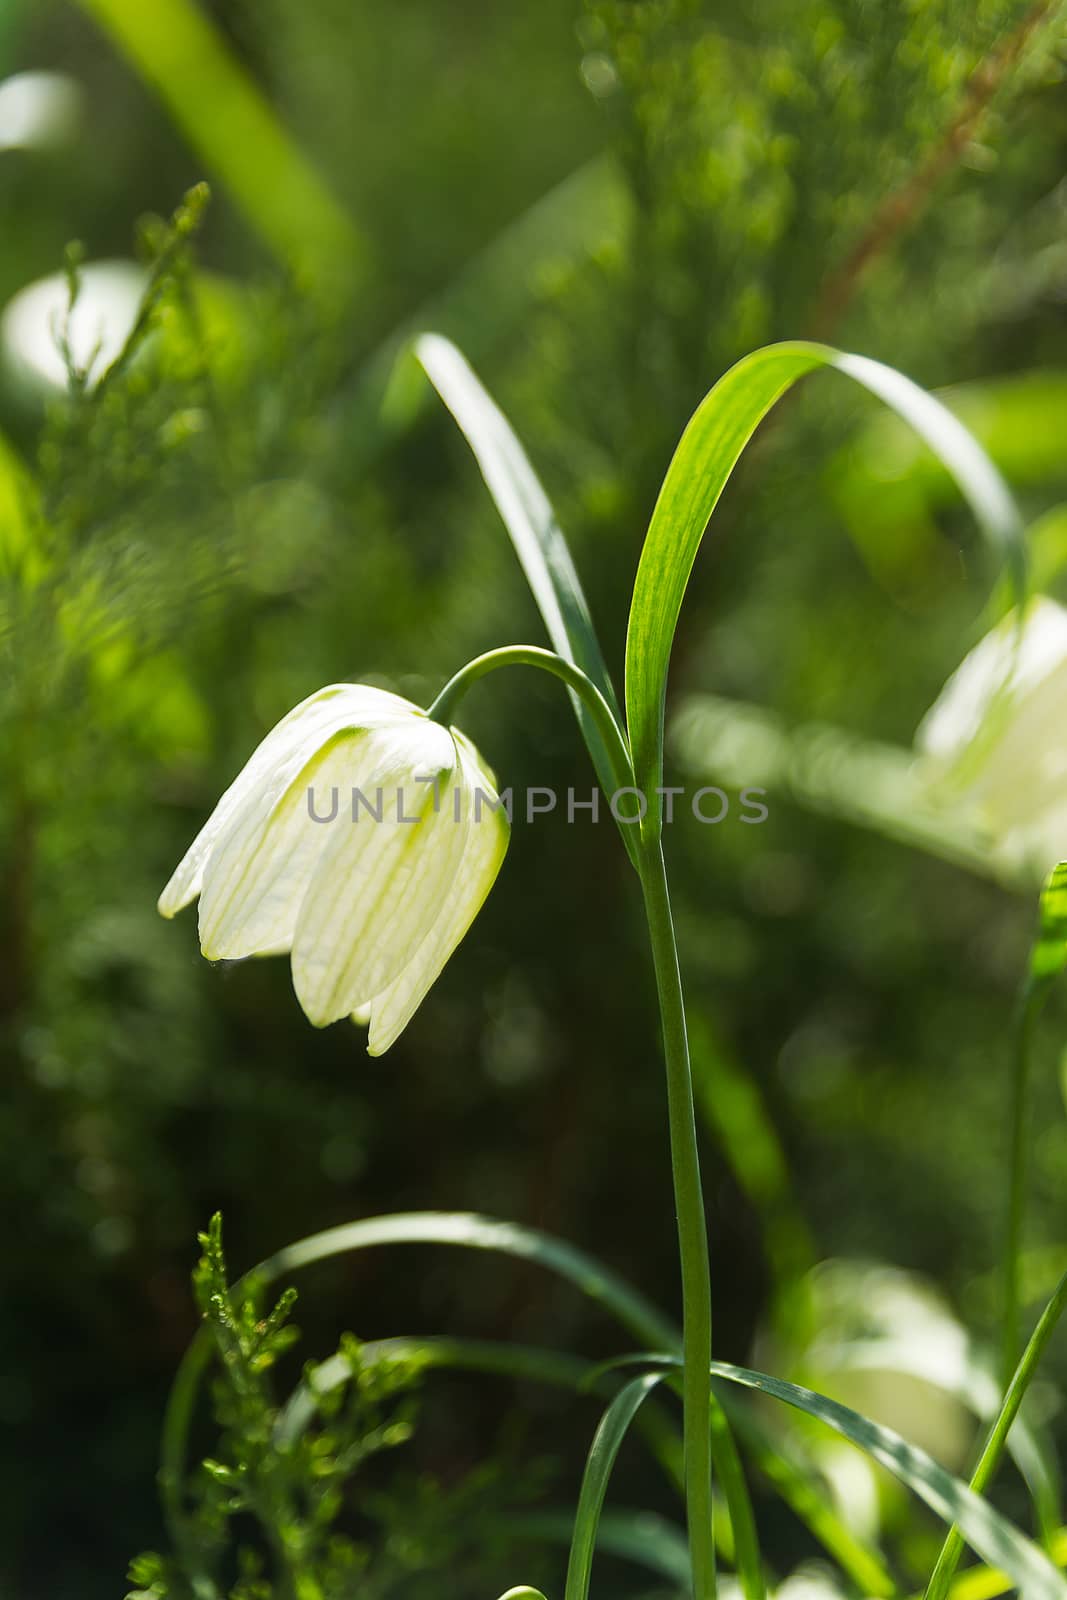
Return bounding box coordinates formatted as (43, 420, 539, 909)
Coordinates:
(2, 1, 1067, 1595)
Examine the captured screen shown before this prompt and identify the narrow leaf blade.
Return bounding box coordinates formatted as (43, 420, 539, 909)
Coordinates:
(564, 1372, 666, 1600)
(625, 341, 1024, 827)
(710, 1359, 1066, 1600)
(415, 333, 625, 798)
(1031, 861, 1067, 983)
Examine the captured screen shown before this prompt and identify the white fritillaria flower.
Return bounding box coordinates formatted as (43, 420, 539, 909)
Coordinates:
(917, 596, 1067, 874)
(159, 684, 509, 1055)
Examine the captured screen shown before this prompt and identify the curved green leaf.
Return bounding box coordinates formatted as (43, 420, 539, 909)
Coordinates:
(74, 0, 361, 292)
(414, 334, 630, 813)
(825, 1335, 1059, 1537)
(161, 1211, 678, 1543)
(564, 1373, 667, 1600)
(162, 1215, 888, 1596)
(708, 1390, 766, 1600)
(260, 1211, 678, 1347)
(571, 1361, 862, 1589)
(0, 426, 42, 581)
(280, 1347, 688, 1594)
(624, 341, 1024, 831)
(927, 1267, 1067, 1600)
(272, 1335, 684, 1494)
(949, 1530, 1067, 1600)
(724, 1397, 895, 1598)
(1031, 862, 1067, 986)
(719, 1358, 1058, 1600)
(630, 1354, 1065, 1600)
(276, 1333, 766, 1600)
(276, 1338, 596, 1446)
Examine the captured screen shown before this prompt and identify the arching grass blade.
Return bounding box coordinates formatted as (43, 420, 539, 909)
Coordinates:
(414, 334, 632, 823)
(564, 1373, 667, 1600)
(625, 341, 1025, 830)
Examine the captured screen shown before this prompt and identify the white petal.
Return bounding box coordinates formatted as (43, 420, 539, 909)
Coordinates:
(366, 733, 509, 1055)
(917, 598, 1067, 764)
(197, 727, 370, 959)
(954, 664, 1067, 828)
(916, 598, 1067, 855)
(199, 714, 429, 958)
(158, 683, 415, 918)
(290, 720, 464, 1027)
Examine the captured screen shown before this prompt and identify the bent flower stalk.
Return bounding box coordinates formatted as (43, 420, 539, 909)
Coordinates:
(158, 683, 509, 1055)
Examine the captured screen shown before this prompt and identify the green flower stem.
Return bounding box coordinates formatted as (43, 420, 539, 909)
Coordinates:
(427, 645, 634, 796)
(638, 838, 716, 1600)
(925, 1266, 1067, 1600)
(430, 644, 714, 1594)
(1003, 981, 1045, 1390)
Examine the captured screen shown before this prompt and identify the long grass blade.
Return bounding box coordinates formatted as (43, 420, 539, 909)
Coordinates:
(941, 1530, 1067, 1600)
(708, 1391, 766, 1600)
(160, 1211, 678, 1545)
(725, 1398, 896, 1597)
(414, 334, 631, 821)
(624, 342, 1024, 828)
(261, 1211, 677, 1347)
(643, 1355, 1064, 1600)
(73, 0, 361, 291)
(926, 1268, 1067, 1600)
(0, 428, 41, 580)
(162, 1216, 889, 1595)
(278, 1332, 765, 1600)
(564, 1373, 666, 1600)
(828, 1336, 1060, 1542)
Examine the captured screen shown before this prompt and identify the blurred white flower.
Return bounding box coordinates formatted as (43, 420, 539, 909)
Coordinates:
(159, 683, 509, 1055)
(756, 1259, 978, 1541)
(719, 1564, 847, 1600)
(1, 259, 147, 394)
(0, 71, 81, 152)
(917, 596, 1067, 875)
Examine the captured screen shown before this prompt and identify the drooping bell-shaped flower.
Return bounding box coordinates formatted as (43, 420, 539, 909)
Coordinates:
(159, 684, 509, 1055)
(916, 596, 1067, 874)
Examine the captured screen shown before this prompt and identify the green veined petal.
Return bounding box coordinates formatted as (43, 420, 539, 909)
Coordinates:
(366, 731, 510, 1055)
(158, 682, 411, 915)
(290, 720, 461, 1027)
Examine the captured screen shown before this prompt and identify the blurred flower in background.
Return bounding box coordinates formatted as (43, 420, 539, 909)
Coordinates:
(1, 258, 146, 393)
(759, 1259, 1009, 1542)
(917, 597, 1067, 877)
(0, 69, 80, 152)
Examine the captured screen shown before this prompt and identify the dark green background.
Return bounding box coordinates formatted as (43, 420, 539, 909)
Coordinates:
(2, 2, 1067, 1595)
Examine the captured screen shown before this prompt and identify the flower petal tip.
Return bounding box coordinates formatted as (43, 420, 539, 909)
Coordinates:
(157, 881, 196, 919)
